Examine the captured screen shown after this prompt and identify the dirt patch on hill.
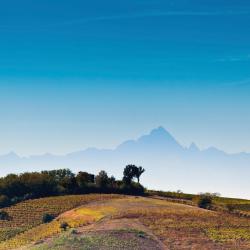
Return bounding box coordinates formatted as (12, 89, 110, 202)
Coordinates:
(32, 228, 164, 250)
(78, 217, 166, 249)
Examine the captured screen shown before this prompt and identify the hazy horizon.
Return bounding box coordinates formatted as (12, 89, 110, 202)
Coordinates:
(1, 126, 250, 157)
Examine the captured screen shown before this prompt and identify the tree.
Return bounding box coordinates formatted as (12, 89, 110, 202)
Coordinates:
(0, 174, 25, 198)
(95, 171, 109, 188)
(76, 172, 94, 187)
(123, 165, 145, 185)
(123, 165, 137, 185)
(0, 195, 10, 208)
(196, 193, 213, 209)
(135, 166, 145, 183)
(42, 213, 55, 223)
(19, 172, 56, 198)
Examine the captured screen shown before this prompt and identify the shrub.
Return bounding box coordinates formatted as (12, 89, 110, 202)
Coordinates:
(226, 204, 236, 212)
(0, 195, 10, 208)
(42, 213, 55, 223)
(119, 182, 145, 195)
(0, 210, 10, 220)
(196, 194, 213, 209)
(60, 222, 69, 231)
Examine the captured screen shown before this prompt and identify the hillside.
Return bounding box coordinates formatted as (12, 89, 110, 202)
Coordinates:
(0, 195, 249, 249)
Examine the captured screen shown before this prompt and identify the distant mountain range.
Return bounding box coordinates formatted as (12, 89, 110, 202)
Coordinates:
(1, 127, 249, 199)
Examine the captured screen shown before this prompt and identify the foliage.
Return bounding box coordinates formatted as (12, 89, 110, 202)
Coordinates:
(119, 182, 145, 195)
(194, 193, 215, 209)
(123, 165, 145, 184)
(0, 166, 146, 210)
(0, 194, 121, 248)
(0, 196, 119, 250)
(95, 171, 109, 188)
(42, 213, 55, 223)
(0, 196, 9, 209)
(60, 222, 69, 231)
(0, 211, 9, 221)
(76, 172, 94, 191)
(147, 190, 195, 200)
(112, 197, 250, 249)
(0, 195, 250, 249)
(135, 166, 145, 183)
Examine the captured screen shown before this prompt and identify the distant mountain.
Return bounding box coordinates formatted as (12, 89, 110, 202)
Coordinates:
(0, 127, 249, 199)
(117, 127, 184, 154)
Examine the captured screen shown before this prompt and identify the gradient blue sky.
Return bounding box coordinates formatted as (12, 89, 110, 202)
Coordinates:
(0, 0, 250, 156)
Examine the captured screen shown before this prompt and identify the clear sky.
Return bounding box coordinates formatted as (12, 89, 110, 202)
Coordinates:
(0, 0, 250, 156)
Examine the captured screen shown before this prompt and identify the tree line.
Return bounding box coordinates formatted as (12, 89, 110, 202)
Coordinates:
(0, 165, 145, 208)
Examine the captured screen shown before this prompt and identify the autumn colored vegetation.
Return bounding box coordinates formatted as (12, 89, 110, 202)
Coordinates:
(0, 165, 249, 249)
(8, 196, 248, 250)
(112, 197, 250, 249)
(0, 194, 122, 248)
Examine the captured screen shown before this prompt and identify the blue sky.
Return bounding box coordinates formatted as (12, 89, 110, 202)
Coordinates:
(0, 0, 250, 156)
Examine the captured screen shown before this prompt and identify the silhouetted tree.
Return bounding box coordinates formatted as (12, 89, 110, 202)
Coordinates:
(123, 165, 137, 185)
(135, 166, 145, 183)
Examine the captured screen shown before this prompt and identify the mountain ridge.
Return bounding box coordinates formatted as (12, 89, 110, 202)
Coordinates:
(1, 126, 246, 158)
(0, 127, 249, 199)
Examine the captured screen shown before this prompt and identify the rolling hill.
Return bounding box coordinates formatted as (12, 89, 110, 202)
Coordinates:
(0, 194, 249, 250)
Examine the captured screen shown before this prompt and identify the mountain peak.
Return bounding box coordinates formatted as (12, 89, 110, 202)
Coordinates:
(149, 126, 176, 138)
(135, 126, 183, 151)
(116, 126, 183, 152)
(150, 126, 167, 134)
(149, 126, 178, 142)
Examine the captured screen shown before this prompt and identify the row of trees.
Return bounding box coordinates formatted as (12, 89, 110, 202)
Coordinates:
(0, 165, 145, 208)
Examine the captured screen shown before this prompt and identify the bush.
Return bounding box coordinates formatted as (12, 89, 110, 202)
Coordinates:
(0, 195, 10, 208)
(196, 194, 213, 209)
(0, 210, 10, 220)
(42, 213, 55, 223)
(119, 182, 145, 195)
(60, 222, 69, 231)
(226, 204, 236, 212)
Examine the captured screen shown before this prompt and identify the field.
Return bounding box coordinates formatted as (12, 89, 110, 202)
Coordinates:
(0, 194, 122, 248)
(148, 190, 250, 216)
(0, 195, 249, 249)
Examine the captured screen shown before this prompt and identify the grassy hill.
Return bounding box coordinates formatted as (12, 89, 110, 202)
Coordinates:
(147, 190, 250, 216)
(0, 194, 121, 249)
(0, 194, 249, 249)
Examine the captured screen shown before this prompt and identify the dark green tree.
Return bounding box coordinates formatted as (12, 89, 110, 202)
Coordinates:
(76, 172, 94, 185)
(123, 165, 137, 185)
(95, 171, 109, 188)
